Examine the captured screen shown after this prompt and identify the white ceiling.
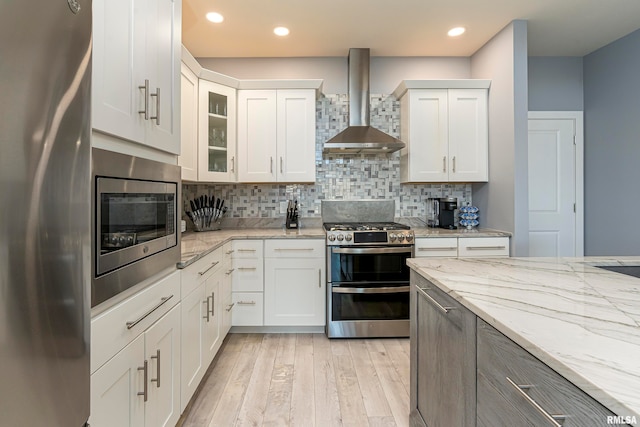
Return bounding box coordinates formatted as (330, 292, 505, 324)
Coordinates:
(182, 0, 640, 58)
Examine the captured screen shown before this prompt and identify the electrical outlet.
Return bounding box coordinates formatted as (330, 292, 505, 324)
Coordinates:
(279, 201, 288, 214)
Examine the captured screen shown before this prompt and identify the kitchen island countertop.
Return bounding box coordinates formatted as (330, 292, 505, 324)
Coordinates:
(407, 256, 640, 419)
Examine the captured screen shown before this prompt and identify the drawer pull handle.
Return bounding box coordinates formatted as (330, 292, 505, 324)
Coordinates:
(150, 350, 161, 388)
(237, 267, 257, 271)
(198, 261, 220, 276)
(226, 302, 235, 312)
(237, 300, 256, 306)
(237, 249, 257, 252)
(126, 295, 174, 330)
(418, 247, 458, 251)
(274, 248, 314, 251)
(137, 360, 148, 402)
(226, 268, 235, 275)
(416, 287, 454, 314)
(466, 245, 506, 250)
(203, 297, 211, 321)
(442, 156, 446, 173)
(506, 377, 566, 427)
(225, 249, 235, 255)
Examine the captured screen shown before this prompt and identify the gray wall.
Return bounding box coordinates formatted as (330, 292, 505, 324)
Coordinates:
(528, 57, 583, 111)
(583, 29, 640, 255)
(471, 20, 529, 256)
(196, 56, 471, 94)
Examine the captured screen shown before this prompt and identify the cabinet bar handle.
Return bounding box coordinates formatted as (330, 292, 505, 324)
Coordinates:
(138, 360, 148, 402)
(318, 269, 322, 288)
(150, 350, 160, 388)
(138, 79, 150, 120)
(237, 249, 256, 252)
(126, 295, 174, 330)
(506, 377, 566, 426)
(150, 87, 160, 125)
(226, 302, 235, 312)
(280, 157, 284, 173)
(226, 268, 235, 275)
(237, 267, 256, 271)
(231, 156, 235, 172)
(466, 246, 506, 250)
(225, 249, 235, 255)
(452, 156, 456, 173)
(237, 300, 256, 305)
(274, 248, 314, 251)
(211, 292, 215, 316)
(198, 261, 219, 276)
(416, 287, 454, 314)
(270, 157, 273, 173)
(203, 297, 211, 321)
(418, 247, 458, 251)
(443, 156, 446, 172)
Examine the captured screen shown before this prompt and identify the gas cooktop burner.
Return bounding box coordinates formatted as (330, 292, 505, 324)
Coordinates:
(324, 222, 411, 232)
(323, 222, 414, 246)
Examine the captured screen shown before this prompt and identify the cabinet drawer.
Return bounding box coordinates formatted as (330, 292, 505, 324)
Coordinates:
(477, 319, 619, 427)
(232, 292, 264, 326)
(264, 239, 324, 258)
(231, 258, 264, 292)
(181, 248, 223, 297)
(415, 237, 458, 257)
(458, 237, 509, 257)
(412, 271, 471, 330)
(232, 240, 263, 259)
(91, 270, 180, 374)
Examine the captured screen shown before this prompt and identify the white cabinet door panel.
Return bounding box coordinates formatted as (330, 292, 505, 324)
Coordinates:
(180, 286, 205, 412)
(276, 90, 316, 182)
(448, 89, 488, 182)
(237, 90, 277, 182)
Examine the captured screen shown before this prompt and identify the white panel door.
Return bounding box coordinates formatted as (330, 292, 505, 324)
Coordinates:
(448, 89, 489, 182)
(180, 285, 205, 412)
(276, 90, 316, 182)
(405, 89, 449, 182)
(264, 258, 325, 326)
(528, 118, 576, 256)
(237, 90, 277, 182)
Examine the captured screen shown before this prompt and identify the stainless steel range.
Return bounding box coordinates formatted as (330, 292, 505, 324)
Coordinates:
(323, 201, 414, 338)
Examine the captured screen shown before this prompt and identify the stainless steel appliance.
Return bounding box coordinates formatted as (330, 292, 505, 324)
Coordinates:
(323, 201, 414, 338)
(92, 148, 180, 308)
(438, 196, 458, 229)
(0, 1, 91, 425)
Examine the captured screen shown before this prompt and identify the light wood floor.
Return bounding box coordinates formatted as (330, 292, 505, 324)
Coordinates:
(179, 333, 411, 427)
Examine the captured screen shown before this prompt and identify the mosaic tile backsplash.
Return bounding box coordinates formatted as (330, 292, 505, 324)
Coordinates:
(183, 94, 472, 223)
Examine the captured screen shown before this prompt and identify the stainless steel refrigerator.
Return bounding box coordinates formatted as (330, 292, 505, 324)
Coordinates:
(0, 1, 92, 426)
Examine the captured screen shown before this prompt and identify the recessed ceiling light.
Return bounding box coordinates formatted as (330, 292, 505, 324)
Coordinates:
(448, 27, 466, 37)
(274, 26, 290, 36)
(206, 12, 224, 23)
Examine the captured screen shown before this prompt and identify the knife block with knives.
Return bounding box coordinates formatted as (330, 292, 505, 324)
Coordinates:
(186, 194, 228, 232)
(285, 199, 299, 229)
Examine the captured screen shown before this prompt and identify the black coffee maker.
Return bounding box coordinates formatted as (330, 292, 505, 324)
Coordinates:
(438, 197, 458, 229)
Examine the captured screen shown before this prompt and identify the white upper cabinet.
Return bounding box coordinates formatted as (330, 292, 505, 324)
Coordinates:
(197, 80, 237, 182)
(396, 82, 489, 183)
(93, 0, 181, 154)
(179, 63, 198, 181)
(237, 89, 316, 183)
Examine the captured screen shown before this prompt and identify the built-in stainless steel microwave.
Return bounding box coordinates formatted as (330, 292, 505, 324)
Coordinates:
(92, 148, 180, 308)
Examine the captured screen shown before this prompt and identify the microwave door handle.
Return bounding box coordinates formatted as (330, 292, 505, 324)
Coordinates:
(332, 247, 413, 255)
(332, 286, 410, 294)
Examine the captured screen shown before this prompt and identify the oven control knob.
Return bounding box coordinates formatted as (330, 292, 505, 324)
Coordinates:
(389, 233, 397, 241)
(406, 233, 414, 242)
(345, 234, 352, 241)
(328, 234, 336, 242)
(337, 234, 344, 241)
(398, 233, 405, 241)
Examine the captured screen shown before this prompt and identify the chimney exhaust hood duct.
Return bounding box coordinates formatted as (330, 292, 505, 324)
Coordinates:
(323, 48, 405, 154)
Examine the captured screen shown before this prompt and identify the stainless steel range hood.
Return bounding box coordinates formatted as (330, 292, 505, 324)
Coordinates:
(323, 48, 405, 154)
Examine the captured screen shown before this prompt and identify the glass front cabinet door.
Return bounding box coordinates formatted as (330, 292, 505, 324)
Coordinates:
(198, 80, 237, 182)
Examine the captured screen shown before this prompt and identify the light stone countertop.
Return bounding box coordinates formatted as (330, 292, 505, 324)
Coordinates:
(179, 226, 510, 268)
(407, 256, 640, 419)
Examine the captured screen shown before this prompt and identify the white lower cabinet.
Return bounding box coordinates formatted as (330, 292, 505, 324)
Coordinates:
(180, 248, 224, 413)
(90, 304, 181, 427)
(231, 240, 265, 326)
(264, 239, 325, 326)
(415, 236, 510, 258)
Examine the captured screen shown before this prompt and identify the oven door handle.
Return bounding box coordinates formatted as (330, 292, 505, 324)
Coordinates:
(332, 286, 410, 294)
(331, 247, 413, 255)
